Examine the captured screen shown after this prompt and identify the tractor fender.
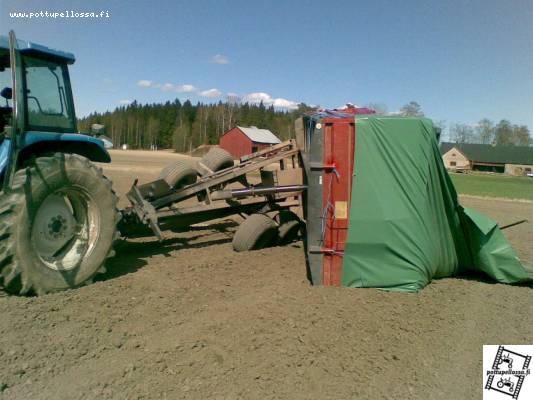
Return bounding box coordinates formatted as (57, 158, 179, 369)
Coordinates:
(21, 132, 111, 161)
(0, 131, 111, 175)
(0, 133, 111, 177)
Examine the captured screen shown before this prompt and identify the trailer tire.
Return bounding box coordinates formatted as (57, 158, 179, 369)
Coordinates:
(0, 154, 120, 295)
(199, 147, 234, 175)
(276, 211, 302, 245)
(159, 160, 197, 189)
(232, 213, 278, 252)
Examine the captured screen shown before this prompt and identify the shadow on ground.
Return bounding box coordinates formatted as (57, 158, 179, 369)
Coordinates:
(447, 270, 533, 288)
(97, 221, 237, 282)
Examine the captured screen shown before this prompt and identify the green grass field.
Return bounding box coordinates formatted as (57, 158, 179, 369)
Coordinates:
(449, 172, 533, 200)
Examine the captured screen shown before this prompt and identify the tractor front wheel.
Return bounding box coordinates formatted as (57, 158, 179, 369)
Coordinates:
(0, 154, 120, 295)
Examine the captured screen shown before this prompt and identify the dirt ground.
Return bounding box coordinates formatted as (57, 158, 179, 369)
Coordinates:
(0, 150, 531, 400)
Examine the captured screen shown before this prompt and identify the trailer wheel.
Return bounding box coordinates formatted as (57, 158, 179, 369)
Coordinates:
(159, 160, 197, 189)
(276, 211, 302, 245)
(232, 213, 278, 252)
(199, 147, 234, 175)
(0, 154, 120, 295)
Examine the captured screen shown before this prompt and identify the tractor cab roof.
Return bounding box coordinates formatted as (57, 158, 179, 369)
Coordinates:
(0, 35, 75, 65)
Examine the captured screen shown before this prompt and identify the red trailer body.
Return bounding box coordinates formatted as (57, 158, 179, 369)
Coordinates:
(301, 113, 359, 286)
(320, 118, 356, 285)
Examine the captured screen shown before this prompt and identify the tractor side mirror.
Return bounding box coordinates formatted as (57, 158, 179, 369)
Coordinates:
(1, 87, 12, 100)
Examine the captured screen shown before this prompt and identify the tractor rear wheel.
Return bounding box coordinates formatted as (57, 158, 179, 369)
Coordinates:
(232, 213, 278, 252)
(0, 154, 120, 295)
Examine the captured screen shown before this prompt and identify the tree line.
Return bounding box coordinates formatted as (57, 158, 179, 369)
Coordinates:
(78, 100, 313, 152)
(448, 119, 531, 146)
(78, 99, 532, 150)
(378, 101, 532, 146)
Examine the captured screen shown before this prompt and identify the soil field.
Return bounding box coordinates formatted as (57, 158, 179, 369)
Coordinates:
(0, 150, 531, 400)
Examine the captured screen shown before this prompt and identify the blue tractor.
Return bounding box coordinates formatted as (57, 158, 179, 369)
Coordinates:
(0, 31, 119, 295)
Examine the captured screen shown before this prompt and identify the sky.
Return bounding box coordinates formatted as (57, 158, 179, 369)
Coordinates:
(1, 0, 533, 138)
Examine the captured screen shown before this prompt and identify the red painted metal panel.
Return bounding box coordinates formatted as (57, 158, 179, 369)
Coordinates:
(219, 128, 252, 158)
(321, 118, 356, 286)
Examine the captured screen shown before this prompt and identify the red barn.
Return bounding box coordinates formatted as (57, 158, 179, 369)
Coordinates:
(219, 126, 281, 158)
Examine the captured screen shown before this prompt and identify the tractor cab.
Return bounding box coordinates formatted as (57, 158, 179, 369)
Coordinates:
(0, 31, 109, 187)
(0, 33, 76, 134)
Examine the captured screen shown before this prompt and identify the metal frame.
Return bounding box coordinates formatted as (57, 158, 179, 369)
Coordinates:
(4, 30, 22, 191)
(121, 140, 305, 240)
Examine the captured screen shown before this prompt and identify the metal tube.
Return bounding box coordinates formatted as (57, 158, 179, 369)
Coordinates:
(211, 185, 307, 200)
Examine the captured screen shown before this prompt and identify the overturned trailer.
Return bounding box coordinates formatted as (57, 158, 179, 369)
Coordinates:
(118, 111, 532, 293)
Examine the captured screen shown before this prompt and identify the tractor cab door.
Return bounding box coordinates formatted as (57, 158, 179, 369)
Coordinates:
(3, 30, 25, 190)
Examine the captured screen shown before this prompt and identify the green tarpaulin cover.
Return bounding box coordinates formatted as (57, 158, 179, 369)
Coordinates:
(341, 116, 532, 292)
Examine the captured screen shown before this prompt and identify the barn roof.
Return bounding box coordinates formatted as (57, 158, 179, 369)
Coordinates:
(440, 142, 533, 165)
(237, 126, 281, 144)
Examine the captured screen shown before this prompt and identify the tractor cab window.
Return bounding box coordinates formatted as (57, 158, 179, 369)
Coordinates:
(0, 49, 11, 103)
(0, 58, 12, 134)
(0, 69, 12, 107)
(23, 56, 75, 132)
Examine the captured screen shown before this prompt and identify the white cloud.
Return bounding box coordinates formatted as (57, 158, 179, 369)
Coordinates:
(137, 80, 153, 88)
(161, 83, 175, 92)
(243, 92, 271, 103)
(103, 78, 113, 84)
(137, 81, 302, 108)
(211, 54, 229, 64)
(272, 98, 298, 110)
(175, 84, 197, 93)
(242, 92, 299, 110)
(199, 88, 222, 98)
(138, 80, 198, 94)
(119, 99, 132, 105)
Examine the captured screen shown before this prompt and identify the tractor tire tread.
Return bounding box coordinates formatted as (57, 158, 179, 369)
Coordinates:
(0, 153, 120, 295)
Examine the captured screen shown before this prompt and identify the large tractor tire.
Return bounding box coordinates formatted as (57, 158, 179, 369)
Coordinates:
(232, 213, 278, 252)
(159, 160, 197, 189)
(199, 147, 234, 175)
(0, 154, 120, 295)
